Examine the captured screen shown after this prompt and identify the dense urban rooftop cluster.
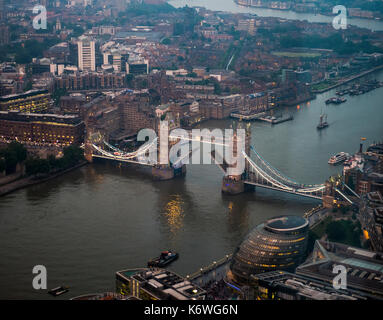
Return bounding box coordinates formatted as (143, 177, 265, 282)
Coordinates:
(0, 0, 383, 301)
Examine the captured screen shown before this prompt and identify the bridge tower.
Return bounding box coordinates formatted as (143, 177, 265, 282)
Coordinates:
(322, 175, 348, 208)
(84, 141, 93, 163)
(322, 180, 336, 208)
(151, 119, 186, 181)
(222, 122, 253, 195)
(84, 126, 94, 163)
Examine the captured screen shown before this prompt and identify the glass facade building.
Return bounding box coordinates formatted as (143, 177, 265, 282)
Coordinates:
(230, 215, 309, 284)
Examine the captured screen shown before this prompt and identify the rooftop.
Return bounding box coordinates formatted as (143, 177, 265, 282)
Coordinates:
(116, 268, 206, 300)
(71, 292, 132, 300)
(296, 240, 383, 298)
(367, 191, 383, 204)
(0, 110, 83, 125)
(251, 271, 374, 300)
(265, 215, 309, 233)
(367, 143, 383, 155)
(0, 89, 49, 101)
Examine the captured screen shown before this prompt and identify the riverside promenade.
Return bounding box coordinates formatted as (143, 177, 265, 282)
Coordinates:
(187, 254, 233, 287)
(0, 161, 88, 197)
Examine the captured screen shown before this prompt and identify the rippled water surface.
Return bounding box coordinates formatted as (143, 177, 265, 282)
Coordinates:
(0, 71, 382, 299)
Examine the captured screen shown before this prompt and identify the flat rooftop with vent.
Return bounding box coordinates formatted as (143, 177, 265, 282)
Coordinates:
(116, 268, 206, 300)
(296, 240, 383, 299)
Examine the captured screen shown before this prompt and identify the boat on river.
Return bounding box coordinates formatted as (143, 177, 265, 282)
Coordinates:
(317, 113, 329, 130)
(147, 250, 179, 268)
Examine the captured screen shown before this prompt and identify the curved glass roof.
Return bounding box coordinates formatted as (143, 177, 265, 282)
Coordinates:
(265, 215, 308, 232)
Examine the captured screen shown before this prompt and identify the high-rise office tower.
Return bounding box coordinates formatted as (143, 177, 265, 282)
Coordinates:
(78, 37, 96, 71)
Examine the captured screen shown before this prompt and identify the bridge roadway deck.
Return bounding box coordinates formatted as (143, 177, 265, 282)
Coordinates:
(243, 180, 323, 200)
(92, 154, 154, 166)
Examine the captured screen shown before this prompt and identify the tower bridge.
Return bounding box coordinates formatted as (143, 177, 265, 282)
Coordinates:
(85, 124, 355, 206)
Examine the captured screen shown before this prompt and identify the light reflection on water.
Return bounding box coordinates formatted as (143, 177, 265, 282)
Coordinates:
(0, 71, 382, 299)
(163, 194, 185, 235)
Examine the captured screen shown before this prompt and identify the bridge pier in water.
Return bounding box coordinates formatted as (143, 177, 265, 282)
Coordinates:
(222, 176, 255, 195)
(222, 176, 245, 195)
(152, 164, 186, 181)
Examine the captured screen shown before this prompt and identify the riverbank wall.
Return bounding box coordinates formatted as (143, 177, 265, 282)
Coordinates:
(312, 65, 383, 94)
(0, 161, 88, 197)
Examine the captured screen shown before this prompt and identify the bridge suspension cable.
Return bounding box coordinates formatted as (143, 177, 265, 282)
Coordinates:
(103, 138, 158, 157)
(243, 151, 295, 191)
(250, 146, 321, 189)
(343, 183, 360, 199)
(243, 150, 325, 196)
(250, 146, 302, 187)
(335, 188, 354, 204)
(91, 138, 158, 161)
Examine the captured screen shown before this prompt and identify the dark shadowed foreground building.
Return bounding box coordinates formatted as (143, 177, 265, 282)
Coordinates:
(250, 270, 381, 300)
(230, 215, 309, 284)
(359, 191, 383, 252)
(116, 268, 206, 300)
(296, 240, 383, 299)
(71, 292, 138, 300)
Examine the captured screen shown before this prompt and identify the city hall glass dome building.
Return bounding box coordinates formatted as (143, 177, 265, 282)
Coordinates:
(230, 215, 309, 284)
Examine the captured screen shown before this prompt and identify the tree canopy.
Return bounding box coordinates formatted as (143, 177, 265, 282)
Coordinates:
(0, 142, 27, 174)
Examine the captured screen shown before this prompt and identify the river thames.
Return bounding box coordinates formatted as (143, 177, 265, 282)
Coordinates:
(169, 0, 383, 31)
(1, 66, 382, 299)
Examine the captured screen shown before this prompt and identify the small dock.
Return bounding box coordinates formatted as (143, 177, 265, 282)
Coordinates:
(230, 111, 266, 121)
(230, 111, 293, 125)
(259, 114, 294, 124)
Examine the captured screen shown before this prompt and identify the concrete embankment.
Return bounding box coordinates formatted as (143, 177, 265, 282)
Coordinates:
(0, 161, 88, 197)
(312, 65, 383, 94)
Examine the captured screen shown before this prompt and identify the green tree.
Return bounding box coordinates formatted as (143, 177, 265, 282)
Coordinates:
(8, 141, 27, 163)
(214, 82, 222, 95)
(47, 154, 59, 168)
(0, 142, 27, 174)
(173, 23, 185, 36)
(0, 157, 5, 173)
(52, 88, 67, 106)
(162, 38, 171, 45)
(326, 220, 362, 247)
(187, 72, 197, 78)
(5, 151, 18, 173)
(62, 145, 84, 167)
(326, 221, 347, 242)
(25, 158, 50, 176)
(126, 74, 134, 87)
(231, 86, 241, 94)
